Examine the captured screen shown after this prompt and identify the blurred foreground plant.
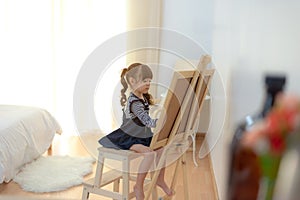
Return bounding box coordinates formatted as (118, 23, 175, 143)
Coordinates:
(242, 93, 300, 200)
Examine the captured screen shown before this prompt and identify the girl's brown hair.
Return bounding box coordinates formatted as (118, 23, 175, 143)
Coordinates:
(120, 63, 154, 106)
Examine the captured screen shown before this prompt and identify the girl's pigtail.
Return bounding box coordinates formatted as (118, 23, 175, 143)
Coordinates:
(120, 68, 128, 106)
(144, 93, 155, 105)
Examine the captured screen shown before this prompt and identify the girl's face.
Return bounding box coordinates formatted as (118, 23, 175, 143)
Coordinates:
(131, 77, 152, 94)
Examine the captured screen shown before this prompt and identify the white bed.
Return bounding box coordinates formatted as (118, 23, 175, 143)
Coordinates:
(0, 105, 62, 183)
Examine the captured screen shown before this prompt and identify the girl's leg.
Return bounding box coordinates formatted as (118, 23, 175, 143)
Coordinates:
(156, 167, 174, 196)
(155, 148, 174, 196)
(130, 144, 154, 200)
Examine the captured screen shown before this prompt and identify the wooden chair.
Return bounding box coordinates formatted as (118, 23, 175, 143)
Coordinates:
(81, 55, 214, 200)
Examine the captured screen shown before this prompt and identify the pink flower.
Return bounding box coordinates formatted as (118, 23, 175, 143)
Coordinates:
(268, 133, 286, 155)
(275, 93, 300, 111)
(242, 122, 269, 154)
(242, 93, 300, 156)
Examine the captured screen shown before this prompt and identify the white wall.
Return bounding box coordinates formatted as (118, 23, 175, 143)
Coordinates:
(161, 0, 300, 199)
(158, 0, 218, 138)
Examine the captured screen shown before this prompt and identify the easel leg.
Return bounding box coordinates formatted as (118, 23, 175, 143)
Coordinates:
(182, 153, 189, 200)
(170, 158, 180, 193)
(168, 153, 189, 200)
(150, 171, 158, 200)
(191, 133, 198, 167)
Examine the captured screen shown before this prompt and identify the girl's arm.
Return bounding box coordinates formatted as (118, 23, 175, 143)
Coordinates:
(131, 101, 157, 128)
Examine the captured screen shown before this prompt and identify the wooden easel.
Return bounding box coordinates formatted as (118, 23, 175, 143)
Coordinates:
(81, 55, 214, 200)
(145, 56, 214, 200)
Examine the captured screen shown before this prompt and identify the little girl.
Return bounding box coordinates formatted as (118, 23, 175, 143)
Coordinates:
(99, 63, 173, 200)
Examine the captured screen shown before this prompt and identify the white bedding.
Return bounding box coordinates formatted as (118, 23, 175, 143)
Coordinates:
(0, 105, 62, 183)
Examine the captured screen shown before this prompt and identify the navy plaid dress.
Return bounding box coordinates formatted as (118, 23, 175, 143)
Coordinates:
(98, 93, 157, 150)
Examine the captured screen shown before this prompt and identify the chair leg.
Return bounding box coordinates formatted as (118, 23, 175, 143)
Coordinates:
(94, 153, 104, 187)
(47, 144, 52, 155)
(82, 187, 89, 200)
(113, 179, 120, 200)
(113, 179, 120, 192)
(122, 158, 130, 200)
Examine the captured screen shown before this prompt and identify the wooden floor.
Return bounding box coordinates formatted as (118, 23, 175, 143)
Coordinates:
(0, 134, 218, 200)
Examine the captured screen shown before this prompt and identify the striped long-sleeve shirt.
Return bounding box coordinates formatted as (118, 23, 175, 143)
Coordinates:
(124, 92, 157, 128)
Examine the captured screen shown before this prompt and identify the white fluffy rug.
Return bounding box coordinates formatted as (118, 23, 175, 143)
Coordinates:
(13, 155, 95, 193)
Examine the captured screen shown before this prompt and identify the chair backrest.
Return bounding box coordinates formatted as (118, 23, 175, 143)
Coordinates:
(150, 55, 213, 150)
